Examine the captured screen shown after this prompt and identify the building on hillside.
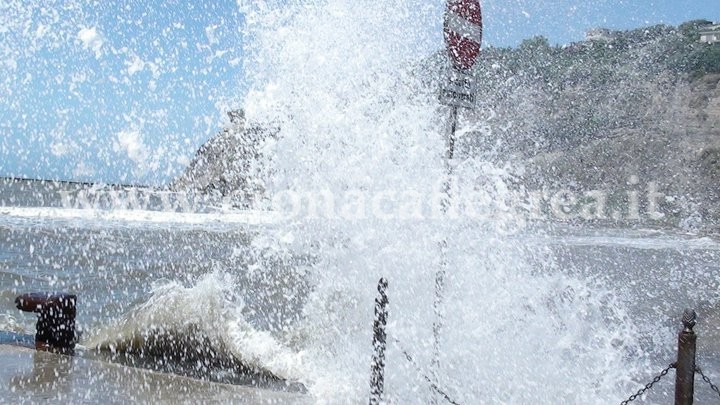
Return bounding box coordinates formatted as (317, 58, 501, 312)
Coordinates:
(586, 28, 616, 42)
(699, 24, 720, 44)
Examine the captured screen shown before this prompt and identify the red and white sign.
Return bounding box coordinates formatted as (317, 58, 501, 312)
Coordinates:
(444, 0, 483, 71)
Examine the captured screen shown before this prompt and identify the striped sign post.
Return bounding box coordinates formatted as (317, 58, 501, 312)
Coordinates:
(434, 1, 482, 403)
(439, 0, 483, 108)
(444, 0, 483, 71)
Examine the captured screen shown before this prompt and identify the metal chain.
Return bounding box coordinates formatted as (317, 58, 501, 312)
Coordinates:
(390, 337, 462, 405)
(620, 363, 676, 405)
(695, 366, 720, 399)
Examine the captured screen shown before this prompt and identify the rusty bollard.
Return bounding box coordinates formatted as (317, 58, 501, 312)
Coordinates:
(675, 308, 697, 405)
(15, 292, 77, 355)
(369, 278, 388, 405)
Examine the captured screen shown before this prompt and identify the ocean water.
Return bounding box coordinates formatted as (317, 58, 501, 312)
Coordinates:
(3, 0, 720, 404)
(1, 180, 720, 404)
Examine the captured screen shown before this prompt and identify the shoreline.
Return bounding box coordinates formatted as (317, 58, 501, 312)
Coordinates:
(0, 344, 308, 403)
(2, 176, 717, 235)
(0, 176, 152, 190)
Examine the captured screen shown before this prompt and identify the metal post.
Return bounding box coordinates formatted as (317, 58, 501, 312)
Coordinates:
(675, 308, 697, 405)
(15, 292, 77, 355)
(432, 105, 459, 404)
(370, 278, 389, 405)
(445, 106, 458, 167)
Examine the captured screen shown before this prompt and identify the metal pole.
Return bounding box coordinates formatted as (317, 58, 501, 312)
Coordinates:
(675, 308, 697, 405)
(370, 278, 389, 405)
(431, 105, 459, 403)
(445, 106, 458, 169)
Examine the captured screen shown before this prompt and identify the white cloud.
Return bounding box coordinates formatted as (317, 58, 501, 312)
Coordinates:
(205, 24, 220, 45)
(3, 58, 17, 70)
(114, 129, 149, 174)
(50, 141, 72, 157)
(73, 161, 95, 177)
(176, 154, 191, 167)
(77, 27, 104, 58)
(125, 54, 145, 76)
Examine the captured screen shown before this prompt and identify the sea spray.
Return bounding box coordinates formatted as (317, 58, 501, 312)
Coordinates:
(84, 271, 305, 382)
(0, 313, 25, 334)
(241, 0, 646, 402)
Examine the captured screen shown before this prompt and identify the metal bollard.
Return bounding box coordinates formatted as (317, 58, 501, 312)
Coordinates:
(675, 308, 697, 405)
(15, 292, 77, 355)
(369, 278, 389, 405)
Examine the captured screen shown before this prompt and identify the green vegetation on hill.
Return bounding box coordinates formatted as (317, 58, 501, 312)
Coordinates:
(486, 20, 719, 86)
(468, 20, 720, 153)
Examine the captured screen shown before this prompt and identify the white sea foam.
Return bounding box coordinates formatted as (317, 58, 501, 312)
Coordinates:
(0, 206, 283, 229)
(84, 271, 305, 382)
(0, 314, 25, 334)
(238, 0, 646, 402)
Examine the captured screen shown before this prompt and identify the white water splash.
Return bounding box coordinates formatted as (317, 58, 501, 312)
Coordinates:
(240, 0, 645, 402)
(85, 271, 305, 382)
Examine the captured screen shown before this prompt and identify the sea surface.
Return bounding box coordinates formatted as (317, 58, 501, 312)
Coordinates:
(1, 178, 720, 404)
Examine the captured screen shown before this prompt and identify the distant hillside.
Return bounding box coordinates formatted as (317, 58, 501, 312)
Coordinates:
(173, 20, 720, 230)
(441, 20, 720, 231)
(464, 19, 720, 156)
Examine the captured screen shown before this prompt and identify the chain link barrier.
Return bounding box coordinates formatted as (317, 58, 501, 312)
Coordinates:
(390, 336, 462, 405)
(620, 363, 676, 405)
(696, 365, 720, 399)
(383, 305, 720, 404)
(386, 340, 720, 405)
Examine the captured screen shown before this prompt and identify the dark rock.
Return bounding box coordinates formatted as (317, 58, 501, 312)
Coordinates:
(170, 110, 277, 208)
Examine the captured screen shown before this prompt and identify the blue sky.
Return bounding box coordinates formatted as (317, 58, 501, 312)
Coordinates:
(0, 1, 718, 185)
(485, 0, 720, 46)
(1, 1, 244, 185)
